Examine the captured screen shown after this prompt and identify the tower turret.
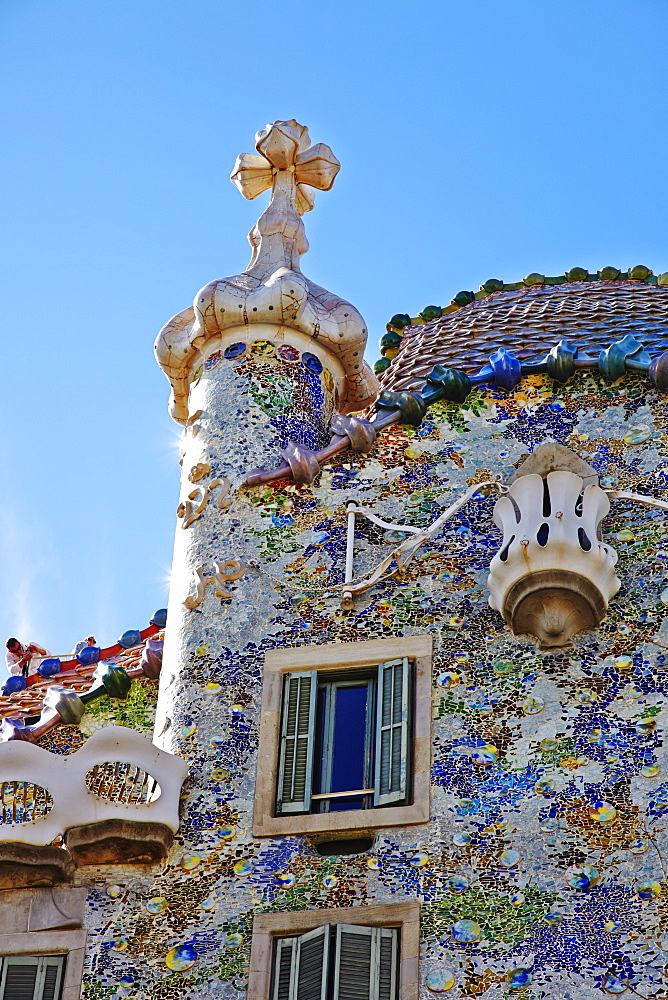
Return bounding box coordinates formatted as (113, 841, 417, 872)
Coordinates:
(155, 119, 376, 452)
(153, 119, 376, 768)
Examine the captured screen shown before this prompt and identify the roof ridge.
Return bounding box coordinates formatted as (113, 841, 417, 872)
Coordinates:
(375, 266, 668, 375)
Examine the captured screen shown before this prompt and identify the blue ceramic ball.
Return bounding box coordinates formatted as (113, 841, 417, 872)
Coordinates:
(3, 676, 27, 694)
(118, 630, 142, 649)
(38, 658, 61, 677)
(77, 646, 100, 666)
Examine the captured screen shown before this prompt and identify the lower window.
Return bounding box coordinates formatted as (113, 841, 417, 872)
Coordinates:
(272, 924, 398, 1000)
(0, 955, 66, 1000)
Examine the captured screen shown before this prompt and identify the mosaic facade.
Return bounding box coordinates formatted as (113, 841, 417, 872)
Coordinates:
(10, 121, 668, 1000)
(70, 358, 668, 1000)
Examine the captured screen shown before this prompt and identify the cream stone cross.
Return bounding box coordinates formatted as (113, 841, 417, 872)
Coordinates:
(230, 120, 340, 275)
(231, 119, 340, 216)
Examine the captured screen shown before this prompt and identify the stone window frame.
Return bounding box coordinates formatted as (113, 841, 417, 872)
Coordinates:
(248, 900, 421, 1000)
(0, 929, 86, 1000)
(253, 634, 432, 838)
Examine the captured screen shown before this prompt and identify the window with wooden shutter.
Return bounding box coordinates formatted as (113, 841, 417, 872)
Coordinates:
(272, 926, 329, 1000)
(374, 658, 410, 807)
(333, 925, 398, 1000)
(0, 956, 66, 1000)
(256, 635, 431, 838)
(295, 926, 329, 1000)
(277, 672, 317, 814)
(377, 929, 398, 1000)
(273, 936, 297, 1000)
(271, 925, 398, 1000)
(276, 661, 412, 816)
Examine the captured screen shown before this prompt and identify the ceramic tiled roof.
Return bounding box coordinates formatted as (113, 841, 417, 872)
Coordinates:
(379, 280, 668, 392)
(0, 639, 156, 722)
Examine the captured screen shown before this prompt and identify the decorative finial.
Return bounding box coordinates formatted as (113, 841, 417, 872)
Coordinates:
(230, 120, 340, 274)
(155, 119, 377, 424)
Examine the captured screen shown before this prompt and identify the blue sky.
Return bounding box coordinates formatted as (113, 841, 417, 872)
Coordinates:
(1, 0, 667, 658)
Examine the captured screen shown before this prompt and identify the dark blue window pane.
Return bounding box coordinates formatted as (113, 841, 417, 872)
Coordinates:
(330, 685, 368, 810)
(313, 688, 327, 796)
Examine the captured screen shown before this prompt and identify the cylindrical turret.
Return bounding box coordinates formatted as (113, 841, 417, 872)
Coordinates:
(153, 120, 376, 776)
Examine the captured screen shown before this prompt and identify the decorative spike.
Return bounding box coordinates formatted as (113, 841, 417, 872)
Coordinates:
(2, 676, 27, 697)
(649, 351, 668, 391)
(37, 658, 61, 678)
(546, 341, 578, 383)
(481, 278, 504, 293)
(280, 442, 321, 483)
(77, 645, 100, 666)
(0, 718, 37, 744)
(598, 335, 651, 381)
(565, 267, 589, 282)
(93, 662, 132, 700)
(119, 629, 142, 649)
(419, 305, 442, 322)
(141, 639, 164, 679)
(380, 331, 402, 350)
(385, 263, 668, 336)
(43, 686, 86, 725)
(330, 413, 377, 453)
(422, 366, 473, 405)
(376, 390, 428, 426)
(388, 313, 412, 330)
(599, 266, 621, 281)
(487, 348, 522, 391)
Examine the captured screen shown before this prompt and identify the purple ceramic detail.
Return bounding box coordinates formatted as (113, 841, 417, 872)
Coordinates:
(204, 351, 222, 371)
(277, 344, 300, 363)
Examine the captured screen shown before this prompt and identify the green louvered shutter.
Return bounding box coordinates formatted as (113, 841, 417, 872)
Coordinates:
(271, 926, 329, 1000)
(296, 926, 329, 1000)
(374, 658, 410, 807)
(377, 929, 398, 1000)
(276, 672, 317, 814)
(271, 924, 330, 1000)
(0, 956, 66, 1000)
(273, 937, 297, 1000)
(333, 925, 398, 1000)
(40, 959, 64, 1000)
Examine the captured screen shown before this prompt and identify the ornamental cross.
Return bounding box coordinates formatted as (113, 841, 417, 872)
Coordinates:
(231, 119, 339, 215)
(230, 120, 340, 273)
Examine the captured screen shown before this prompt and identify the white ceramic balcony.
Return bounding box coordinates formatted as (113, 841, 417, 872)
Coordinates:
(0, 727, 188, 869)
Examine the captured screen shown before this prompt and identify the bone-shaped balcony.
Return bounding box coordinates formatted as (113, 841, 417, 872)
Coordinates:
(0, 727, 187, 880)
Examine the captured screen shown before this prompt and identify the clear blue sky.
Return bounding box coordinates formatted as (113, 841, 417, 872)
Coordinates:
(1, 0, 667, 658)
